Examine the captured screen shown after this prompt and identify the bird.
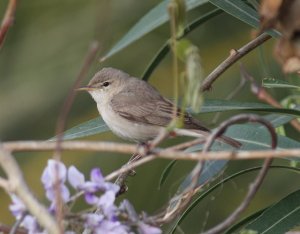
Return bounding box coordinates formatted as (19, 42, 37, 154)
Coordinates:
(78, 67, 241, 148)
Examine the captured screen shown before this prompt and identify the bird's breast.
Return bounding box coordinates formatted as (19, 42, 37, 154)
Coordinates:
(97, 103, 160, 142)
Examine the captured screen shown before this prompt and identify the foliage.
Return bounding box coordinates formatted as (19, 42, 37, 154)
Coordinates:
(1, 0, 300, 234)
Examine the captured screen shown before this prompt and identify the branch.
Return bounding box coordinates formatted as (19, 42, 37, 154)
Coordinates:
(153, 114, 277, 225)
(0, 147, 60, 234)
(0, 0, 17, 49)
(53, 41, 100, 232)
(240, 64, 300, 132)
(2, 140, 299, 161)
(200, 33, 271, 91)
(202, 114, 277, 234)
(0, 223, 26, 234)
(204, 158, 272, 234)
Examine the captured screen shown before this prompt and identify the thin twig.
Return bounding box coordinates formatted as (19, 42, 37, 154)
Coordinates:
(0, 147, 60, 234)
(54, 41, 100, 152)
(2, 140, 300, 161)
(202, 114, 277, 234)
(9, 212, 26, 234)
(154, 114, 277, 225)
(0, 223, 26, 234)
(0, 0, 17, 49)
(204, 158, 272, 234)
(107, 132, 197, 182)
(168, 2, 180, 121)
(53, 41, 100, 233)
(240, 64, 300, 132)
(106, 156, 155, 182)
(201, 33, 271, 91)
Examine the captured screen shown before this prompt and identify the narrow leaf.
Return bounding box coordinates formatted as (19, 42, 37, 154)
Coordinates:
(142, 8, 223, 81)
(262, 78, 300, 89)
(50, 117, 109, 141)
(158, 160, 177, 189)
(244, 189, 300, 233)
(169, 166, 300, 233)
(101, 0, 208, 61)
(61, 100, 299, 140)
(208, 0, 280, 37)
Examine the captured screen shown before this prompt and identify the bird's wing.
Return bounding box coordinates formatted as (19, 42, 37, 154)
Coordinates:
(110, 80, 174, 126)
(111, 78, 209, 131)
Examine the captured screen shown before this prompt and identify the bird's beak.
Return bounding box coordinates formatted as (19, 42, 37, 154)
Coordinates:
(76, 86, 97, 91)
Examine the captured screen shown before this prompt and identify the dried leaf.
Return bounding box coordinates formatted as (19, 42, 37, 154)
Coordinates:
(259, 0, 300, 73)
(260, 0, 283, 29)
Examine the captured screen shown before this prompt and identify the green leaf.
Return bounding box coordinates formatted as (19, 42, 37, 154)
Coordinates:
(260, 114, 295, 129)
(61, 100, 299, 140)
(177, 114, 300, 214)
(244, 189, 300, 234)
(50, 117, 109, 141)
(199, 100, 300, 117)
(178, 159, 228, 192)
(225, 208, 268, 234)
(142, 8, 223, 81)
(262, 78, 300, 89)
(101, 0, 208, 61)
(208, 0, 279, 37)
(169, 166, 300, 234)
(158, 160, 177, 189)
(227, 125, 300, 150)
(209, 0, 259, 28)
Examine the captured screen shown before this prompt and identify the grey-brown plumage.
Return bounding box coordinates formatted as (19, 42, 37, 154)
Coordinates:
(81, 67, 241, 148)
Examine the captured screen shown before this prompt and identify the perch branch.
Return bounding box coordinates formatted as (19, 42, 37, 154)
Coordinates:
(53, 41, 100, 233)
(201, 33, 271, 91)
(0, 147, 60, 234)
(2, 140, 299, 161)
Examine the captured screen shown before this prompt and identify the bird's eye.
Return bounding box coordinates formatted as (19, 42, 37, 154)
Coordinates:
(102, 82, 110, 87)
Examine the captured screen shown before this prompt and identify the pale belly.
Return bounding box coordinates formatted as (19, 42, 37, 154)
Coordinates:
(97, 104, 161, 142)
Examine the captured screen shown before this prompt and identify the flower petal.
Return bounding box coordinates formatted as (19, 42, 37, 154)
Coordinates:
(90, 168, 104, 184)
(138, 222, 162, 234)
(68, 166, 85, 189)
(9, 194, 26, 219)
(85, 193, 99, 205)
(41, 159, 67, 187)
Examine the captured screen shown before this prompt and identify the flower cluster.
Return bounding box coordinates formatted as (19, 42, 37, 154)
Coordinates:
(9, 159, 161, 234)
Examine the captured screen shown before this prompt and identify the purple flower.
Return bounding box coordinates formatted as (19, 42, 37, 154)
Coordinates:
(68, 166, 120, 207)
(119, 200, 138, 222)
(137, 222, 162, 234)
(9, 194, 26, 219)
(84, 213, 129, 234)
(84, 213, 104, 228)
(96, 220, 129, 234)
(97, 190, 117, 219)
(21, 215, 41, 234)
(41, 160, 70, 205)
(79, 168, 107, 193)
(41, 159, 67, 187)
(68, 166, 85, 189)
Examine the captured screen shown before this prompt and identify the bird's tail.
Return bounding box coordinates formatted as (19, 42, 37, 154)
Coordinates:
(174, 129, 241, 148)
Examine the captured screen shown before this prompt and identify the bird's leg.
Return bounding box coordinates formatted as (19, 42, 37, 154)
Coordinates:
(115, 130, 170, 196)
(115, 152, 141, 196)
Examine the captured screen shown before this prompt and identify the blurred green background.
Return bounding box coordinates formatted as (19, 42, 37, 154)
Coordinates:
(1, 0, 300, 233)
